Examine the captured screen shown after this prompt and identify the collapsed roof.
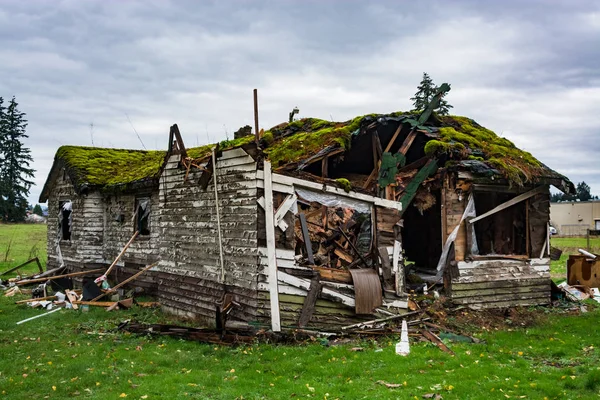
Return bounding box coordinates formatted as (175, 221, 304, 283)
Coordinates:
(39, 111, 575, 202)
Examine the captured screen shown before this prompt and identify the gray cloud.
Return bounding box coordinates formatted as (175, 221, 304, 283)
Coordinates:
(0, 0, 599, 203)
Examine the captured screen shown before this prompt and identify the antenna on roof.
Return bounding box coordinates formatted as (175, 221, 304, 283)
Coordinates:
(89, 122, 95, 146)
(330, 114, 334, 122)
(125, 112, 147, 150)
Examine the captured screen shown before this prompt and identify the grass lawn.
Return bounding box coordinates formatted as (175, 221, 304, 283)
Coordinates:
(550, 237, 600, 281)
(0, 223, 47, 276)
(2, 225, 600, 398)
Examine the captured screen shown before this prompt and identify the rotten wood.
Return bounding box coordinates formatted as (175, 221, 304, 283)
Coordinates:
(378, 246, 393, 290)
(171, 124, 188, 158)
(16, 268, 104, 286)
(321, 155, 328, 178)
(298, 276, 322, 327)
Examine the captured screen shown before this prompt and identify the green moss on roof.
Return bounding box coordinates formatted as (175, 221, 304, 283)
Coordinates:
(186, 135, 256, 160)
(262, 116, 368, 168)
(56, 146, 166, 187)
(439, 115, 546, 185)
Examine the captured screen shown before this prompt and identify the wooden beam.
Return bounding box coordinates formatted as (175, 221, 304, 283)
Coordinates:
(171, 124, 188, 158)
(298, 213, 315, 265)
(253, 89, 260, 145)
(91, 262, 157, 302)
(525, 199, 530, 257)
(263, 161, 281, 332)
(321, 155, 328, 178)
(16, 268, 104, 285)
(103, 231, 139, 277)
(363, 123, 405, 189)
(298, 277, 322, 327)
(469, 186, 546, 224)
(1, 257, 41, 276)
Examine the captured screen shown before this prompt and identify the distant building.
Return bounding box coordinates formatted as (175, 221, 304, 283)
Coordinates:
(550, 200, 600, 236)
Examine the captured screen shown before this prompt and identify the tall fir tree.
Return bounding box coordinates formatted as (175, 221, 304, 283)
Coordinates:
(0, 97, 34, 222)
(410, 72, 436, 112)
(410, 72, 453, 115)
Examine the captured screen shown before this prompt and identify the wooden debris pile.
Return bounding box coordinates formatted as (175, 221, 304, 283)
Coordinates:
(1, 231, 160, 323)
(295, 202, 371, 271)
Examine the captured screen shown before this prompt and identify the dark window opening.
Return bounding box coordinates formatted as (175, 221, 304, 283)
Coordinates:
(135, 198, 151, 236)
(472, 191, 527, 255)
(59, 200, 72, 241)
(401, 189, 442, 272)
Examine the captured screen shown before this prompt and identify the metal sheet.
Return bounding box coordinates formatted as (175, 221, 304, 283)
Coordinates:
(349, 268, 382, 314)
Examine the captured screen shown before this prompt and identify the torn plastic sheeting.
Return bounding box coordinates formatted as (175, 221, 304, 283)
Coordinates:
(62, 201, 72, 211)
(436, 193, 478, 276)
(139, 199, 151, 220)
(295, 187, 371, 214)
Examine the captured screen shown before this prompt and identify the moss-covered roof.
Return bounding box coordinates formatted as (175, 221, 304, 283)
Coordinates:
(260, 112, 570, 189)
(54, 146, 167, 187)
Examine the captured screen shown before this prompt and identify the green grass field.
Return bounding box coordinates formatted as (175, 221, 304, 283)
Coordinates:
(2, 225, 600, 398)
(0, 223, 47, 276)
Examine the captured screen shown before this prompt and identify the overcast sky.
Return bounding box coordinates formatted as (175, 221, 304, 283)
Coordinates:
(1, 0, 599, 204)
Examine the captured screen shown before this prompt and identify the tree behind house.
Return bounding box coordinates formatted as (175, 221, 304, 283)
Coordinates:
(0, 97, 34, 222)
(32, 204, 43, 216)
(411, 72, 453, 116)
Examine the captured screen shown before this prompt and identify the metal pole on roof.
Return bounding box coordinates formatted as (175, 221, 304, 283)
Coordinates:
(212, 147, 225, 282)
(253, 89, 260, 144)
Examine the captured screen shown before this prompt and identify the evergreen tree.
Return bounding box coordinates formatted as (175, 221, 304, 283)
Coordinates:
(410, 73, 436, 112)
(576, 181, 592, 201)
(32, 204, 43, 216)
(410, 72, 454, 115)
(0, 97, 34, 222)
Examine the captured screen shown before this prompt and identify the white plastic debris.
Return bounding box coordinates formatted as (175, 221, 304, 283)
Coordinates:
(55, 292, 66, 302)
(395, 319, 410, 356)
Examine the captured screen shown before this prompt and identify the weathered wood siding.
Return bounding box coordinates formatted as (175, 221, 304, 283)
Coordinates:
(450, 259, 551, 309)
(156, 148, 259, 325)
(442, 175, 467, 261)
(46, 170, 105, 270)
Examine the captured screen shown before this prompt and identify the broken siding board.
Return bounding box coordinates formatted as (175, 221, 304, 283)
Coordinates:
(451, 283, 550, 299)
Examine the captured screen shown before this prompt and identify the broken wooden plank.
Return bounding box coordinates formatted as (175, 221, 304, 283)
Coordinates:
(1, 257, 42, 277)
(74, 301, 116, 307)
(278, 271, 355, 307)
(422, 330, 455, 355)
(91, 262, 157, 302)
(378, 246, 393, 290)
(298, 277, 322, 327)
(469, 186, 545, 224)
(15, 295, 57, 304)
(273, 193, 297, 230)
(298, 213, 315, 265)
(16, 268, 104, 285)
(311, 266, 352, 283)
(103, 231, 140, 277)
(263, 160, 281, 332)
(334, 248, 354, 264)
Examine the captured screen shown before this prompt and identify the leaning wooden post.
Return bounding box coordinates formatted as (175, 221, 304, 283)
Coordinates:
(91, 262, 158, 302)
(263, 160, 281, 332)
(103, 231, 139, 277)
(212, 147, 225, 282)
(253, 89, 260, 145)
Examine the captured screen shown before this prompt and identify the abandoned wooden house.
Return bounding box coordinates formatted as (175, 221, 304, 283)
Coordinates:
(39, 105, 574, 330)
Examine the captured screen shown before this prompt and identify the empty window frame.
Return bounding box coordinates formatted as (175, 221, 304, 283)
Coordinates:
(135, 198, 151, 236)
(59, 200, 72, 240)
